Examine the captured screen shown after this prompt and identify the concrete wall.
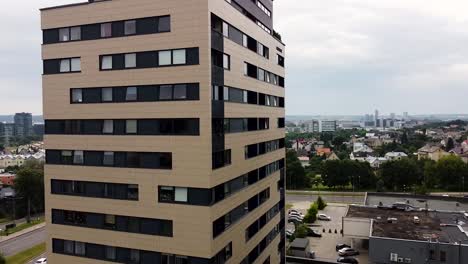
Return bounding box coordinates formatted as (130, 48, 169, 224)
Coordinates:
(343, 217, 371, 239)
(369, 236, 468, 264)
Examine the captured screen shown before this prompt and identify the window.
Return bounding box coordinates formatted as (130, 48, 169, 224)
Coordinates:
(256, 1, 271, 17)
(175, 256, 188, 264)
(159, 85, 173, 100)
(257, 43, 264, 56)
(175, 187, 188, 202)
(159, 50, 171, 65)
(73, 151, 84, 164)
(101, 56, 113, 70)
(173, 84, 187, 99)
(130, 249, 140, 263)
(126, 87, 137, 101)
(440, 251, 446, 262)
(126, 120, 137, 134)
(160, 187, 175, 202)
(124, 20, 136, 35)
(59, 59, 70, 72)
(223, 54, 230, 70)
(103, 152, 114, 166)
(105, 246, 116, 260)
(158, 16, 171, 32)
(71, 58, 81, 72)
(258, 68, 265, 82)
(70, 27, 81, 41)
(127, 184, 138, 200)
(222, 22, 229, 37)
(75, 242, 86, 256)
(125, 53, 136, 68)
(223, 86, 229, 101)
(59, 28, 70, 42)
(104, 214, 116, 228)
(64, 240, 74, 254)
(71, 89, 82, 103)
(173, 49, 186, 65)
(61, 150, 73, 164)
(101, 23, 112, 37)
(243, 34, 248, 47)
(103, 120, 113, 134)
(102, 88, 113, 102)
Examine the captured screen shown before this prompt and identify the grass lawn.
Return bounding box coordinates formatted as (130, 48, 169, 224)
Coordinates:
(5, 243, 46, 264)
(286, 204, 293, 210)
(0, 217, 12, 224)
(0, 218, 44, 236)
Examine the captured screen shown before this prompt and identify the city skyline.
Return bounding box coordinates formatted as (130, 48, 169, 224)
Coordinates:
(2, 0, 468, 115)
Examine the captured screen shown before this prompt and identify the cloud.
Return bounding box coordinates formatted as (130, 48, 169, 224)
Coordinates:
(0, 0, 467, 115)
(274, 0, 468, 115)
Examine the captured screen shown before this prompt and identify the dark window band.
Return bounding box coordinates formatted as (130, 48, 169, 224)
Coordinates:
(241, 223, 281, 264)
(43, 57, 81, 75)
(212, 118, 269, 134)
(51, 179, 138, 200)
(211, 14, 269, 59)
(45, 119, 199, 136)
(158, 158, 284, 206)
(52, 238, 232, 264)
(70, 83, 199, 104)
(212, 85, 284, 108)
(212, 149, 231, 169)
(244, 62, 284, 87)
(278, 118, 285, 128)
(52, 209, 173, 237)
(213, 187, 270, 238)
(246, 203, 280, 241)
(99, 48, 199, 71)
(245, 138, 285, 159)
(46, 150, 172, 170)
(43, 15, 170, 44)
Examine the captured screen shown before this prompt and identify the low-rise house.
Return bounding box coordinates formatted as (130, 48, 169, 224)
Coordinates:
(417, 145, 450, 161)
(0, 173, 15, 186)
(316, 147, 331, 157)
(326, 152, 340, 161)
(384, 152, 408, 161)
(449, 147, 468, 163)
(366, 156, 388, 168)
(298, 156, 309, 167)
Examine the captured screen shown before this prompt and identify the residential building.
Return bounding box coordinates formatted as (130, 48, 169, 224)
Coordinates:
(0, 123, 15, 146)
(0, 173, 15, 186)
(374, 109, 379, 127)
(14, 112, 33, 138)
(319, 120, 337, 132)
(366, 156, 388, 168)
(33, 123, 45, 136)
(417, 145, 450, 161)
(316, 147, 331, 157)
(384, 152, 408, 161)
(325, 152, 340, 161)
(41, 0, 286, 263)
(298, 156, 309, 167)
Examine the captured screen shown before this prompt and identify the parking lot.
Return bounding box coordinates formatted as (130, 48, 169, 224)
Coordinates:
(287, 202, 369, 263)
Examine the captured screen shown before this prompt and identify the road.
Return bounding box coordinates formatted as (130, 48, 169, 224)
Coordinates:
(286, 193, 365, 205)
(0, 226, 46, 256)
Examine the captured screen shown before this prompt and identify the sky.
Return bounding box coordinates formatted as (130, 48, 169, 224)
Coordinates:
(1, 0, 468, 116)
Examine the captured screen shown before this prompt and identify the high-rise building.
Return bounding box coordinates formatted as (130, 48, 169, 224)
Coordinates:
(374, 109, 379, 127)
(14, 112, 33, 138)
(319, 120, 337, 132)
(41, 0, 286, 263)
(403, 112, 409, 121)
(390, 113, 395, 120)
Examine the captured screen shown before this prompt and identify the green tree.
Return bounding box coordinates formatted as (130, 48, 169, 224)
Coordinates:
(295, 224, 309, 238)
(434, 155, 468, 191)
(0, 253, 5, 264)
(310, 175, 323, 190)
(321, 160, 349, 188)
(401, 131, 409, 145)
(286, 150, 310, 189)
(14, 161, 44, 223)
(379, 158, 422, 191)
(303, 203, 318, 223)
(316, 196, 327, 210)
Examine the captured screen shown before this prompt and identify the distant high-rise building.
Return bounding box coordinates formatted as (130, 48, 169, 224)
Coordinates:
(320, 120, 337, 132)
(14, 112, 33, 138)
(390, 113, 395, 120)
(403, 112, 409, 120)
(0, 123, 15, 146)
(374, 109, 379, 127)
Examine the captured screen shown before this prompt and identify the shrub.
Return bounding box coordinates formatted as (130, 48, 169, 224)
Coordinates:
(316, 196, 327, 210)
(295, 224, 309, 238)
(303, 202, 318, 223)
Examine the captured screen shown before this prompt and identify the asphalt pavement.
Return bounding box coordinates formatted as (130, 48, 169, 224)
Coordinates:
(0, 226, 46, 256)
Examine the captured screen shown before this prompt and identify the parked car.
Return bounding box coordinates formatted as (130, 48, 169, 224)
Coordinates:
(35, 258, 47, 264)
(413, 216, 420, 224)
(286, 229, 294, 238)
(307, 228, 322, 237)
(288, 216, 303, 224)
(288, 209, 301, 215)
(317, 213, 331, 221)
(338, 248, 359, 257)
(336, 243, 351, 251)
(337, 257, 359, 263)
(289, 212, 304, 219)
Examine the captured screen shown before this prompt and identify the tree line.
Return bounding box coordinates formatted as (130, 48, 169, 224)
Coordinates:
(286, 149, 468, 192)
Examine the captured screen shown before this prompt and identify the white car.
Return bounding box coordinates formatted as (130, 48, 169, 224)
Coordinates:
(289, 212, 304, 219)
(317, 213, 331, 221)
(35, 258, 47, 264)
